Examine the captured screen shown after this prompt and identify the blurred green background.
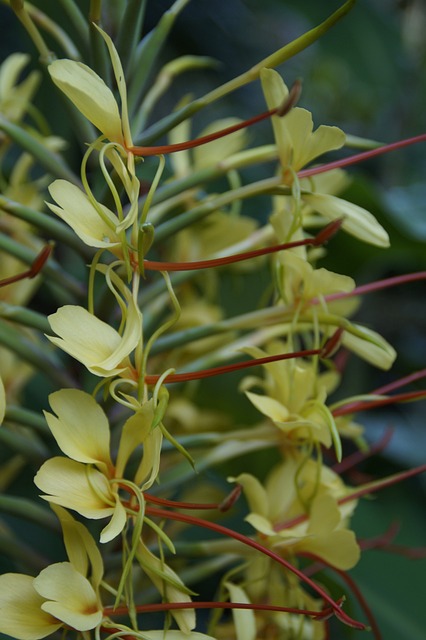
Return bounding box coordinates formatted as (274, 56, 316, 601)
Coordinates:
(0, 1, 425, 637)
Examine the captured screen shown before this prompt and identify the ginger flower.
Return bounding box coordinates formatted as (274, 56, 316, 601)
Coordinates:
(241, 341, 340, 449)
(261, 68, 389, 247)
(233, 457, 360, 571)
(46, 179, 122, 251)
(47, 273, 142, 378)
(34, 389, 159, 543)
(0, 507, 103, 640)
(0, 53, 40, 123)
(48, 26, 131, 150)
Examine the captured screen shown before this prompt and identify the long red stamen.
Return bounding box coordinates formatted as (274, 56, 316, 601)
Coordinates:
(0, 243, 53, 288)
(143, 504, 365, 629)
(322, 271, 426, 304)
(274, 464, 426, 533)
(332, 390, 426, 417)
(144, 347, 322, 385)
(106, 600, 334, 618)
(298, 133, 426, 179)
(129, 81, 302, 157)
(143, 219, 342, 272)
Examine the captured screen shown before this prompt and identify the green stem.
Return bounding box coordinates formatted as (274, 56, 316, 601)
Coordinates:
(0, 115, 79, 185)
(127, 0, 191, 118)
(0, 320, 76, 388)
(154, 175, 282, 243)
(115, 0, 147, 75)
(5, 405, 50, 434)
(57, 0, 90, 54)
(0, 494, 60, 531)
(0, 426, 48, 464)
(134, 0, 356, 145)
(0, 196, 92, 259)
(0, 302, 51, 333)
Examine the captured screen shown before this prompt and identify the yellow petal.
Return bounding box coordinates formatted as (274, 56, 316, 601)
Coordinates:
(342, 326, 396, 370)
(47, 305, 138, 377)
(224, 581, 256, 640)
(48, 59, 124, 145)
(34, 458, 115, 518)
(99, 499, 127, 543)
(137, 544, 195, 634)
(302, 192, 390, 247)
(0, 376, 5, 424)
(245, 390, 290, 422)
(47, 180, 121, 249)
(0, 574, 61, 640)
(51, 506, 104, 589)
(45, 389, 112, 469)
(231, 473, 269, 518)
(34, 563, 102, 631)
(115, 400, 155, 478)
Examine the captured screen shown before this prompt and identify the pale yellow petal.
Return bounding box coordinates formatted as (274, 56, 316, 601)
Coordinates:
(224, 581, 256, 640)
(99, 499, 127, 543)
(342, 326, 396, 370)
(0, 574, 61, 640)
(302, 192, 390, 247)
(34, 563, 102, 631)
(47, 180, 120, 249)
(137, 544, 195, 634)
(0, 376, 5, 424)
(35, 458, 115, 518)
(231, 473, 269, 518)
(48, 59, 124, 145)
(245, 513, 276, 536)
(260, 68, 291, 168)
(51, 506, 104, 589)
(94, 25, 132, 148)
(47, 306, 126, 377)
(116, 400, 155, 478)
(245, 391, 289, 422)
(45, 389, 112, 469)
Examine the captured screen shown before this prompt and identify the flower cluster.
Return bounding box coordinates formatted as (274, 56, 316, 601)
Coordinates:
(0, 2, 425, 640)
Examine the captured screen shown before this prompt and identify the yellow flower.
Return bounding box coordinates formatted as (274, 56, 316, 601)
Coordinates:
(0, 375, 5, 425)
(0, 53, 40, 123)
(241, 341, 339, 449)
(234, 457, 360, 571)
(48, 26, 131, 149)
(261, 68, 389, 247)
(47, 273, 142, 378)
(0, 507, 103, 640)
(47, 180, 122, 250)
(35, 389, 159, 542)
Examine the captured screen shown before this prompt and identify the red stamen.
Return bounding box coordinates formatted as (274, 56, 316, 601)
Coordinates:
(372, 369, 426, 396)
(332, 390, 426, 417)
(143, 505, 366, 629)
(322, 271, 426, 304)
(106, 600, 334, 618)
(129, 81, 302, 157)
(0, 243, 53, 288)
(144, 347, 322, 385)
(298, 133, 426, 179)
(274, 464, 426, 533)
(144, 493, 219, 510)
(143, 219, 342, 272)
